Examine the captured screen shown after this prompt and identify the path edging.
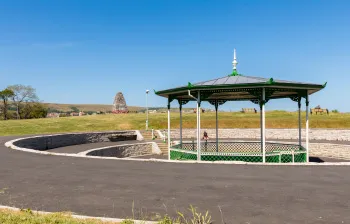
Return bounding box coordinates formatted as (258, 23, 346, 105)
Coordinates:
(5, 136, 350, 166)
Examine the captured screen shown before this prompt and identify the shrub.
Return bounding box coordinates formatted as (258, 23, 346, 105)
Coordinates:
(332, 109, 339, 113)
(20, 103, 48, 119)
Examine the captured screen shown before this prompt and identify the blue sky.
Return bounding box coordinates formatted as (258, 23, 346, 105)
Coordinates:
(0, 0, 349, 111)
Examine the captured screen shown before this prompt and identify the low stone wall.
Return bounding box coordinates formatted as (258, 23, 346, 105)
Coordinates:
(310, 143, 350, 160)
(166, 129, 350, 141)
(13, 131, 137, 151)
(86, 143, 153, 158)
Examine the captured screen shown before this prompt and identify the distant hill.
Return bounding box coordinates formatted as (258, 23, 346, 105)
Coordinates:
(43, 103, 143, 113)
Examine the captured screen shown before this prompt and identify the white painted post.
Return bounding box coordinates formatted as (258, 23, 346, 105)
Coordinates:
(261, 88, 266, 163)
(215, 102, 219, 152)
(306, 93, 309, 162)
(167, 101, 171, 160)
(180, 104, 182, 145)
(197, 91, 201, 161)
(292, 150, 295, 163)
(152, 129, 154, 139)
(196, 97, 199, 159)
(298, 98, 301, 147)
(279, 153, 281, 163)
(146, 90, 149, 130)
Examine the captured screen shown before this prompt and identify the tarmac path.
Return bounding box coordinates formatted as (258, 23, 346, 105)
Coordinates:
(1, 135, 350, 223)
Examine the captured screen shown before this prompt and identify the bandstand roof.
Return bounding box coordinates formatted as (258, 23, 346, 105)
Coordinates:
(155, 54, 326, 103)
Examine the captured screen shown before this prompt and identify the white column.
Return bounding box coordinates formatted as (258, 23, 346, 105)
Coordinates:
(146, 92, 149, 130)
(298, 98, 301, 147)
(196, 98, 199, 156)
(261, 88, 266, 163)
(167, 101, 171, 160)
(306, 93, 309, 162)
(197, 91, 201, 161)
(179, 104, 182, 145)
(215, 102, 219, 152)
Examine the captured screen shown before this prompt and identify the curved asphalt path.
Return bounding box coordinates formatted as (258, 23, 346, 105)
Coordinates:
(1, 136, 350, 223)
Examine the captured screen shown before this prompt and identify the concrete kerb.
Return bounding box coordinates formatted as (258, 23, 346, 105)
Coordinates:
(135, 130, 144, 141)
(5, 135, 350, 166)
(0, 205, 156, 224)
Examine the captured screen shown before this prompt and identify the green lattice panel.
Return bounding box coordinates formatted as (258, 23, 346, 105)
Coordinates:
(265, 155, 280, 163)
(201, 155, 263, 163)
(294, 152, 307, 162)
(170, 150, 197, 160)
(171, 143, 307, 163)
(281, 154, 293, 163)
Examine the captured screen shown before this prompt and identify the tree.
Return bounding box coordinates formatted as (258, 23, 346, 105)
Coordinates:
(20, 102, 48, 119)
(0, 88, 15, 120)
(7, 85, 38, 119)
(69, 106, 79, 113)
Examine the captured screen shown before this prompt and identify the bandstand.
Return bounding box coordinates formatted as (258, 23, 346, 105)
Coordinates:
(155, 50, 326, 163)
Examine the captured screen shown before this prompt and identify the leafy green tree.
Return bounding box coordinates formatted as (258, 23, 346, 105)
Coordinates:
(7, 85, 38, 119)
(69, 106, 79, 113)
(0, 88, 15, 120)
(20, 103, 48, 119)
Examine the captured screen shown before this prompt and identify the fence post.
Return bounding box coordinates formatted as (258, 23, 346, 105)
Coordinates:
(279, 152, 281, 163)
(151, 129, 154, 140)
(292, 150, 295, 163)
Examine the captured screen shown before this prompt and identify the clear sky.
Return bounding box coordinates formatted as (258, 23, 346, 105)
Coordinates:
(1, 0, 349, 112)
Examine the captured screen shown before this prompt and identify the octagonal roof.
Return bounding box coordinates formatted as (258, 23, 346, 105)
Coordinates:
(155, 73, 326, 102)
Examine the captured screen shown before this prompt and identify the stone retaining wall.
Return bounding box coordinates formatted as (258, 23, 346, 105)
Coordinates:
(13, 131, 137, 151)
(310, 143, 350, 160)
(86, 143, 153, 158)
(167, 129, 350, 141)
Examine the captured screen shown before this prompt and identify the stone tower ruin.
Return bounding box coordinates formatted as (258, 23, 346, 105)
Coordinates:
(112, 92, 128, 113)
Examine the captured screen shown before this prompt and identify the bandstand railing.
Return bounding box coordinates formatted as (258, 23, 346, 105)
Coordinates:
(170, 141, 307, 163)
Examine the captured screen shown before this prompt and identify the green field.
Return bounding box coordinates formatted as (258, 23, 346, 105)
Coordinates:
(1, 111, 349, 136)
(43, 103, 143, 112)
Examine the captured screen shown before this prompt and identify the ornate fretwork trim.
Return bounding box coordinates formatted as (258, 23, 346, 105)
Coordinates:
(208, 100, 227, 111)
(178, 99, 189, 105)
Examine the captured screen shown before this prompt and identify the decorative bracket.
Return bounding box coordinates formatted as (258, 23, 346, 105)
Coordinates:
(250, 88, 273, 107)
(208, 100, 227, 111)
(290, 95, 302, 108)
(167, 96, 175, 109)
(178, 99, 189, 110)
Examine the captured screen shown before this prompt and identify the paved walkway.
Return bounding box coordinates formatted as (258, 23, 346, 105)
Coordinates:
(1, 136, 350, 223)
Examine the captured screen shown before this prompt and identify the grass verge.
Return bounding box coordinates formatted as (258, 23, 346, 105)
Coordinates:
(0, 111, 349, 136)
(0, 205, 213, 224)
(0, 208, 121, 224)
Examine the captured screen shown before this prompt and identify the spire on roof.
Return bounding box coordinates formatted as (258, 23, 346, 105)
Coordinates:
(230, 48, 240, 76)
(232, 48, 238, 71)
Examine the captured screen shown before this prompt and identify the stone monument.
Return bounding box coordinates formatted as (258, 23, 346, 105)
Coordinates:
(112, 92, 128, 113)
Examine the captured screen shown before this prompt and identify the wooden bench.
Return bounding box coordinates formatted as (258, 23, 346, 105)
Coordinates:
(241, 108, 257, 113)
(310, 108, 329, 115)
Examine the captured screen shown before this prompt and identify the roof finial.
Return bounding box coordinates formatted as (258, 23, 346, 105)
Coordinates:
(232, 48, 238, 71)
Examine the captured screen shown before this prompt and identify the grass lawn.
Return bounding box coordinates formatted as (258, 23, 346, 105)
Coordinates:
(0, 209, 121, 224)
(0, 111, 349, 136)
